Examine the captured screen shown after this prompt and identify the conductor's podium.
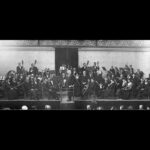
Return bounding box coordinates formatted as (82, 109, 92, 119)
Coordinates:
(57, 87, 74, 103)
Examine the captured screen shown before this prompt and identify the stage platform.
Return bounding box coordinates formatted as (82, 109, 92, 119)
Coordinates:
(0, 98, 150, 110)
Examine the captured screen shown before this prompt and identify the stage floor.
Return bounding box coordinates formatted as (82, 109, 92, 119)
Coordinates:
(0, 98, 150, 102)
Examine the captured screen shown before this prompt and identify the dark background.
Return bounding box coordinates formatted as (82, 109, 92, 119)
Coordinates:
(55, 48, 78, 75)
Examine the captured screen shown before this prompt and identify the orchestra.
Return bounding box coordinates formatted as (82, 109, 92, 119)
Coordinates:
(0, 60, 150, 101)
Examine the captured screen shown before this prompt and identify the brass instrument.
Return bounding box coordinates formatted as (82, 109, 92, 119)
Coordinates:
(82, 82, 89, 95)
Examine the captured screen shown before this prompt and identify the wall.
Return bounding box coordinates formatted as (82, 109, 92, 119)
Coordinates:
(79, 48, 150, 77)
(1, 45, 150, 78)
(0, 47, 55, 76)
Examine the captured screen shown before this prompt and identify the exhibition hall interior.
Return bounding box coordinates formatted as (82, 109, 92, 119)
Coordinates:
(0, 40, 150, 110)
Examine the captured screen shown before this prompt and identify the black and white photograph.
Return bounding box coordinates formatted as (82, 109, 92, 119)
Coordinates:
(0, 40, 150, 110)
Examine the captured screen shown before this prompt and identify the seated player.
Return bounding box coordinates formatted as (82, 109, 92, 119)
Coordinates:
(29, 61, 38, 76)
(28, 74, 39, 100)
(122, 79, 133, 99)
(59, 72, 68, 90)
(131, 73, 140, 98)
(46, 74, 59, 100)
(119, 78, 128, 99)
(103, 77, 110, 98)
(5, 74, 18, 100)
(42, 77, 49, 98)
(36, 73, 43, 99)
(104, 78, 116, 98)
(0, 76, 5, 98)
(16, 62, 24, 75)
(137, 78, 150, 99)
(87, 78, 96, 98)
(16, 74, 25, 98)
(74, 73, 81, 97)
(80, 70, 89, 99)
(115, 76, 123, 99)
(23, 75, 30, 99)
(95, 70, 104, 98)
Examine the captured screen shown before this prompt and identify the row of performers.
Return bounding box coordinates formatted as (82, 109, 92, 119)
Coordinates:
(1, 69, 150, 100)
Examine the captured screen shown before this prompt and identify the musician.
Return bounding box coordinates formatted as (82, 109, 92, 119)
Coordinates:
(110, 66, 115, 75)
(23, 75, 30, 98)
(66, 70, 75, 101)
(115, 77, 123, 98)
(102, 78, 110, 98)
(16, 74, 25, 98)
(5, 75, 18, 100)
(45, 73, 59, 100)
(29, 63, 34, 75)
(124, 65, 130, 75)
(74, 73, 81, 97)
(137, 78, 149, 99)
(95, 70, 104, 98)
(80, 70, 89, 98)
(33, 62, 38, 76)
(42, 77, 49, 98)
(59, 64, 67, 75)
(119, 78, 128, 99)
(29, 63, 38, 76)
(88, 71, 94, 80)
(72, 67, 77, 77)
(136, 69, 144, 79)
(92, 62, 98, 77)
(119, 68, 127, 79)
(28, 74, 39, 100)
(0, 76, 5, 98)
(51, 74, 60, 100)
(114, 67, 120, 78)
(131, 73, 140, 98)
(16, 62, 24, 75)
(81, 63, 87, 74)
(36, 73, 43, 99)
(129, 65, 134, 74)
(59, 72, 68, 89)
(101, 67, 108, 79)
(104, 78, 115, 98)
(88, 78, 96, 98)
(144, 78, 150, 99)
(123, 79, 133, 99)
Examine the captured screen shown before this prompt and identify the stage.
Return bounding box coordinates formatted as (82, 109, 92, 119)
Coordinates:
(0, 98, 150, 110)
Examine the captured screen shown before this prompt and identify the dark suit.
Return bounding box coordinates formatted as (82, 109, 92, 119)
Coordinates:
(80, 75, 89, 98)
(137, 82, 150, 99)
(16, 66, 24, 74)
(0, 80, 5, 98)
(132, 76, 140, 98)
(46, 79, 58, 100)
(29, 78, 39, 100)
(66, 75, 75, 100)
(29, 66, 38, 76)
(94, 74, 104, 98)
(74, 77, 81, 97)
(5, 78, 18, 100)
